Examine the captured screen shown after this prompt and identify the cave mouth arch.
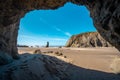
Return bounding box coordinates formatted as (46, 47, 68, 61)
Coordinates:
(18, 2, 97, 47)
(0, 0, 120, 62)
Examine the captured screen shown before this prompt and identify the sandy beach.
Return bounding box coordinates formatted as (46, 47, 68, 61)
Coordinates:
(1, 47, 120, 80)
(18, 47, 120, 73)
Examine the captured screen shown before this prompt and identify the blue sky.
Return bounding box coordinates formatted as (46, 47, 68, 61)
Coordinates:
(18, 2, 97, 46)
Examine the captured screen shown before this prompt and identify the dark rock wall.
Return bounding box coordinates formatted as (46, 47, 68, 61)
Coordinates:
(66, 32, 112, 47)
(72, 0, 120, 50)
(0, 0, 120, 64)
(0, 21, 19, 64)
(86, 0, 120, 51)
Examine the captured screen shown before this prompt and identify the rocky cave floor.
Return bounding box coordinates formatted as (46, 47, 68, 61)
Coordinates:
(0, 50, 120, 80)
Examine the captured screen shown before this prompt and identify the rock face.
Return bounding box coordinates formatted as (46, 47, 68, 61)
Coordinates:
(0, 0, 120, 64)
(66, 32, 112, 47)
(0, 53, 72, 80)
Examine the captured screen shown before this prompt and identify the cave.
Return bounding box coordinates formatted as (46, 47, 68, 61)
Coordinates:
(0, 0, 120, 64)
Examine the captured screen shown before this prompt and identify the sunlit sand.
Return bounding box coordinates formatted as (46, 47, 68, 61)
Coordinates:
(18, 47, 120, 73)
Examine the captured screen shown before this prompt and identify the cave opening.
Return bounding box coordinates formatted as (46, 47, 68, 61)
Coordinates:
(18, 2, 97, 48)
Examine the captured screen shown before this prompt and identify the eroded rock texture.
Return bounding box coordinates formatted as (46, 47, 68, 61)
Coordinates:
(85, 0, 120, 51)
(66, 32, 112, 47)
(72, 0, 120, 50)
(0, 53, 72, 80)
(0, 0, 120, 64)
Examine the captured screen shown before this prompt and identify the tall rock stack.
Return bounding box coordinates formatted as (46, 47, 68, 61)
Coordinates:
(66, 32, 112, 48)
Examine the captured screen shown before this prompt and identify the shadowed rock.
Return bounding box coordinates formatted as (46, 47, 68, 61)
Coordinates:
(0, 53, 120, 80)
(33, 49, 42, 54)
(54, 51, 63, 56)
(0, 53, 71, 80)
(0, 51, 13, 65)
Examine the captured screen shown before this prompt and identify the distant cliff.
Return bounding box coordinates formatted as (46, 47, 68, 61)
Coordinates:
(66, 32, 112, 47)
